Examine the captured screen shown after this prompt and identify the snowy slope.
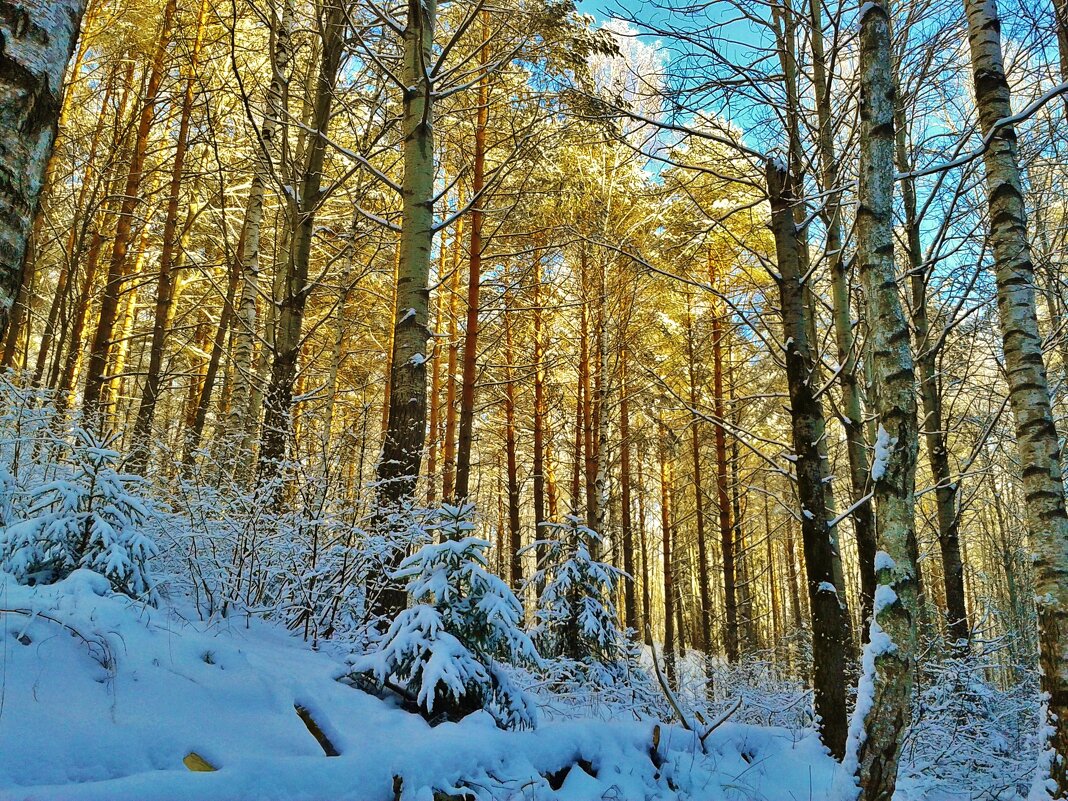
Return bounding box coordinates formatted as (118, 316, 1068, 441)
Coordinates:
(0, 569, 843, 800)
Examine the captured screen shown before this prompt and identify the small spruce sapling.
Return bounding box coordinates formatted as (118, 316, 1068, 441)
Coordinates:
(0, 428, 157, 599)
(352, 503, 541, 728)
(524, 514, 637, 685)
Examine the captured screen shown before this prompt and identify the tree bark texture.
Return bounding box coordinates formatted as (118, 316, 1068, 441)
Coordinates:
(0, 0, 87, 338)
(848, 7, 922, 799)
(766, 157, 850, 760)
(965, 0, 1068, 788)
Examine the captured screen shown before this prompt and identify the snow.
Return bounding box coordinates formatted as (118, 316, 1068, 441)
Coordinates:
(0, 570, 843, 801)
(874, 550, 897, 572)
(839, 615, 894, 795)
(873, 584, 899, 615)
(870, 424, 896, 482)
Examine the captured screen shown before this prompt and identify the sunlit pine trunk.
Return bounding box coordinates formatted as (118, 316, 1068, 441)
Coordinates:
(425, 220, 450, 506)
(571, 356, 584, 510)
(730, 352, 756, 650)
(82, 0, 176, 426)
(658, 416, 676, 682)
(453, 13, 489, 502)
(637, 455, 653, 645)
(619, 338, 637, 632)
(685, 301, 713, 654)
(129, 0, 209, 470)
(579, 248, 596, 526)
(440, 214, 463, 501)
(33, 67, 114, 386)
(102, 239, 145, 423)
(184, 232, 245, 470)
(591, 259, 609, 546)
(965, 0, 1068, 787)
(532, 256, 549, 586)
(502, 278, 521, 588)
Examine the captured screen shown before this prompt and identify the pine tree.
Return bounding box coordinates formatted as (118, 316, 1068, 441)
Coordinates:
(0, 427, 157, 599)
(525, 514, 636, 685)
(353, 503, 540, 729)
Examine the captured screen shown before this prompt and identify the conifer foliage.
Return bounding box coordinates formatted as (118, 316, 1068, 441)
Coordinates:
(353, 503, 540, 729)
(526, 515, 636, 685)
(0, 427, 157, 599)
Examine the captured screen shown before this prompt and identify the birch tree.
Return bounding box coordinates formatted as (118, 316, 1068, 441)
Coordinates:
(0, 0, 89, 337)
(964, 0, 1068, 788)
(845, 4, 921, 798)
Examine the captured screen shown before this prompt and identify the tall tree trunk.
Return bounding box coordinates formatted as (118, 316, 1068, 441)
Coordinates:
(619, 339, 637, 633)
(579, 250, 596, 526)
(807, 0, 877, 636)
(709, 265, 739, 663)
(965, 0, 1068, 787)
(765, 479, 782, 646)
(34, 68, 113, 385)
(453, 16, 489, 502)
(591, 267, 609, 543)
(571, 373, 583, 510)
(894, 103, 970, 647)
(685, 304, 714, 654)
(766, 158, 850, 760)
(503, 281, 522, 588)
(425, 222, 449, 505)
(730, 355, 756, 651)
(440, 214, 463, 501)
(659, 417, 676, 681)
(56, 229, 102, 399)
(0, 0, 89, 338)
(130, 0, 209, 469)
(637, 455, 653, 645)
(257, 0, 344, 492)
(846, 7, 922, 798)
(374, 0, 438, 619)
(532, 256, 550, 589)
(184, 232, 244, 469)
(228, 0, 292, 477)
(83, 0, 176, 425)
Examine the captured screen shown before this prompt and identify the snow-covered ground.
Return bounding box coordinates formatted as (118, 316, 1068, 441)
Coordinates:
(0, 570, 843, 801)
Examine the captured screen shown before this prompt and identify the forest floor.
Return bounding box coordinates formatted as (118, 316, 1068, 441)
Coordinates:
(0, 570, 1026, 800)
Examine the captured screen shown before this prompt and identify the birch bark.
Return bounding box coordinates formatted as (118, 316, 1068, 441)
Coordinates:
(0, 0, 87, 336)
(847, 5, 921, 798)
(964, 0, 1068, 788)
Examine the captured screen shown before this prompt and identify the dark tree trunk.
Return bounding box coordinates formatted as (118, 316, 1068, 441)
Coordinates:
(766, 158, 851, 760)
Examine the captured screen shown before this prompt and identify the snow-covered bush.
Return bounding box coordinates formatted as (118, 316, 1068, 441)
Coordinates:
(0, 427, 157, 599)
(901, 636, 1039, 799)
(525, 515, 640, 689)
(352, 503, 541, 729)
(161, 451, 427, 642)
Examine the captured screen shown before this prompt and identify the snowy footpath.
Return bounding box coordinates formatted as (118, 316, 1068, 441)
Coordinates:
(0, 570, 851, 800)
